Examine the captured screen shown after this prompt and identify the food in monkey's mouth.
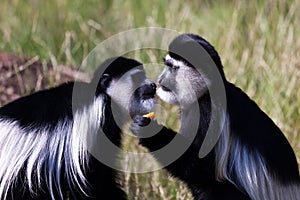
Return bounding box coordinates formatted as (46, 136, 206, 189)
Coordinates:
(143, 112, 155, 119)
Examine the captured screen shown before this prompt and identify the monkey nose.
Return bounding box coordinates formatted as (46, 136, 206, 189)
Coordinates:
(146, 80, 156, 90)
(150, 82, 156, 90)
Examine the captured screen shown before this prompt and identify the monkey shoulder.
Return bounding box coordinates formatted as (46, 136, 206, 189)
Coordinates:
(225, 82, 282, 135)
(0, 82, 81, 127)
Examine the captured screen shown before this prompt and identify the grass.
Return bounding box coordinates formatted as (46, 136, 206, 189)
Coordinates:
(1, 0, 300, 199)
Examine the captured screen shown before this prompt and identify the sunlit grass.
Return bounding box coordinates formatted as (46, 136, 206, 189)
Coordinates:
(0, 0, 300, 199)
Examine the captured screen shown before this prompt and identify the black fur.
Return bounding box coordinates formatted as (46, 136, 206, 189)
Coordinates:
(0, 57, 155, 199)
(131, 34, 300, 199)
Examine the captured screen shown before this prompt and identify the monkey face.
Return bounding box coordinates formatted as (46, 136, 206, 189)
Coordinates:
(106, 68, 156, 118)
(156, 54, 208, 107)
(129, 79, 157, 118)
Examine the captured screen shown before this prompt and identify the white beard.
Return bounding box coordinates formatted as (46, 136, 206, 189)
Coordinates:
(156, 87, 178, 104)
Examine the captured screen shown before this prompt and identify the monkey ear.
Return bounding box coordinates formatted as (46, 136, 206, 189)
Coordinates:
(100, 74, 112, 90)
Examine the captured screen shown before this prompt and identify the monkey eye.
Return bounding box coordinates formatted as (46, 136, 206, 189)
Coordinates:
(163, 58, 178, 71)
(165, 61, 179, 70)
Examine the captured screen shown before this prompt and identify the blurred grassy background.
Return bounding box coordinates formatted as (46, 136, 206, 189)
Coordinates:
(0, 0, 300, 199)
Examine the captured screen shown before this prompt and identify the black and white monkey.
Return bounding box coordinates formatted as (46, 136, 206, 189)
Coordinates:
(131, 34, 300, 199)
(0, 57, 156, 199)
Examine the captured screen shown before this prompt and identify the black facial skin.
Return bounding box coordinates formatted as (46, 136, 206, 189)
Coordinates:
(129, 81, 156, 118)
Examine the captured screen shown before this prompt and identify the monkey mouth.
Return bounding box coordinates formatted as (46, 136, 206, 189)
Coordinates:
(142, 88, 156, 99)
(142, 93, 155, 99)
(156, 85, 178, 104)
(160, 85, 172, 92)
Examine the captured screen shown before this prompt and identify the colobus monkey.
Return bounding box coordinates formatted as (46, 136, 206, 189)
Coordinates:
(131, 34, 300, 199)
(0, 57, 156, 199)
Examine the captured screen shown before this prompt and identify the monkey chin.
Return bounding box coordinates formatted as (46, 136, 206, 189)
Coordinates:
(156, 87, 178, 105)
(141, 97, 157, 113)
(129, 97, 157, 119)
